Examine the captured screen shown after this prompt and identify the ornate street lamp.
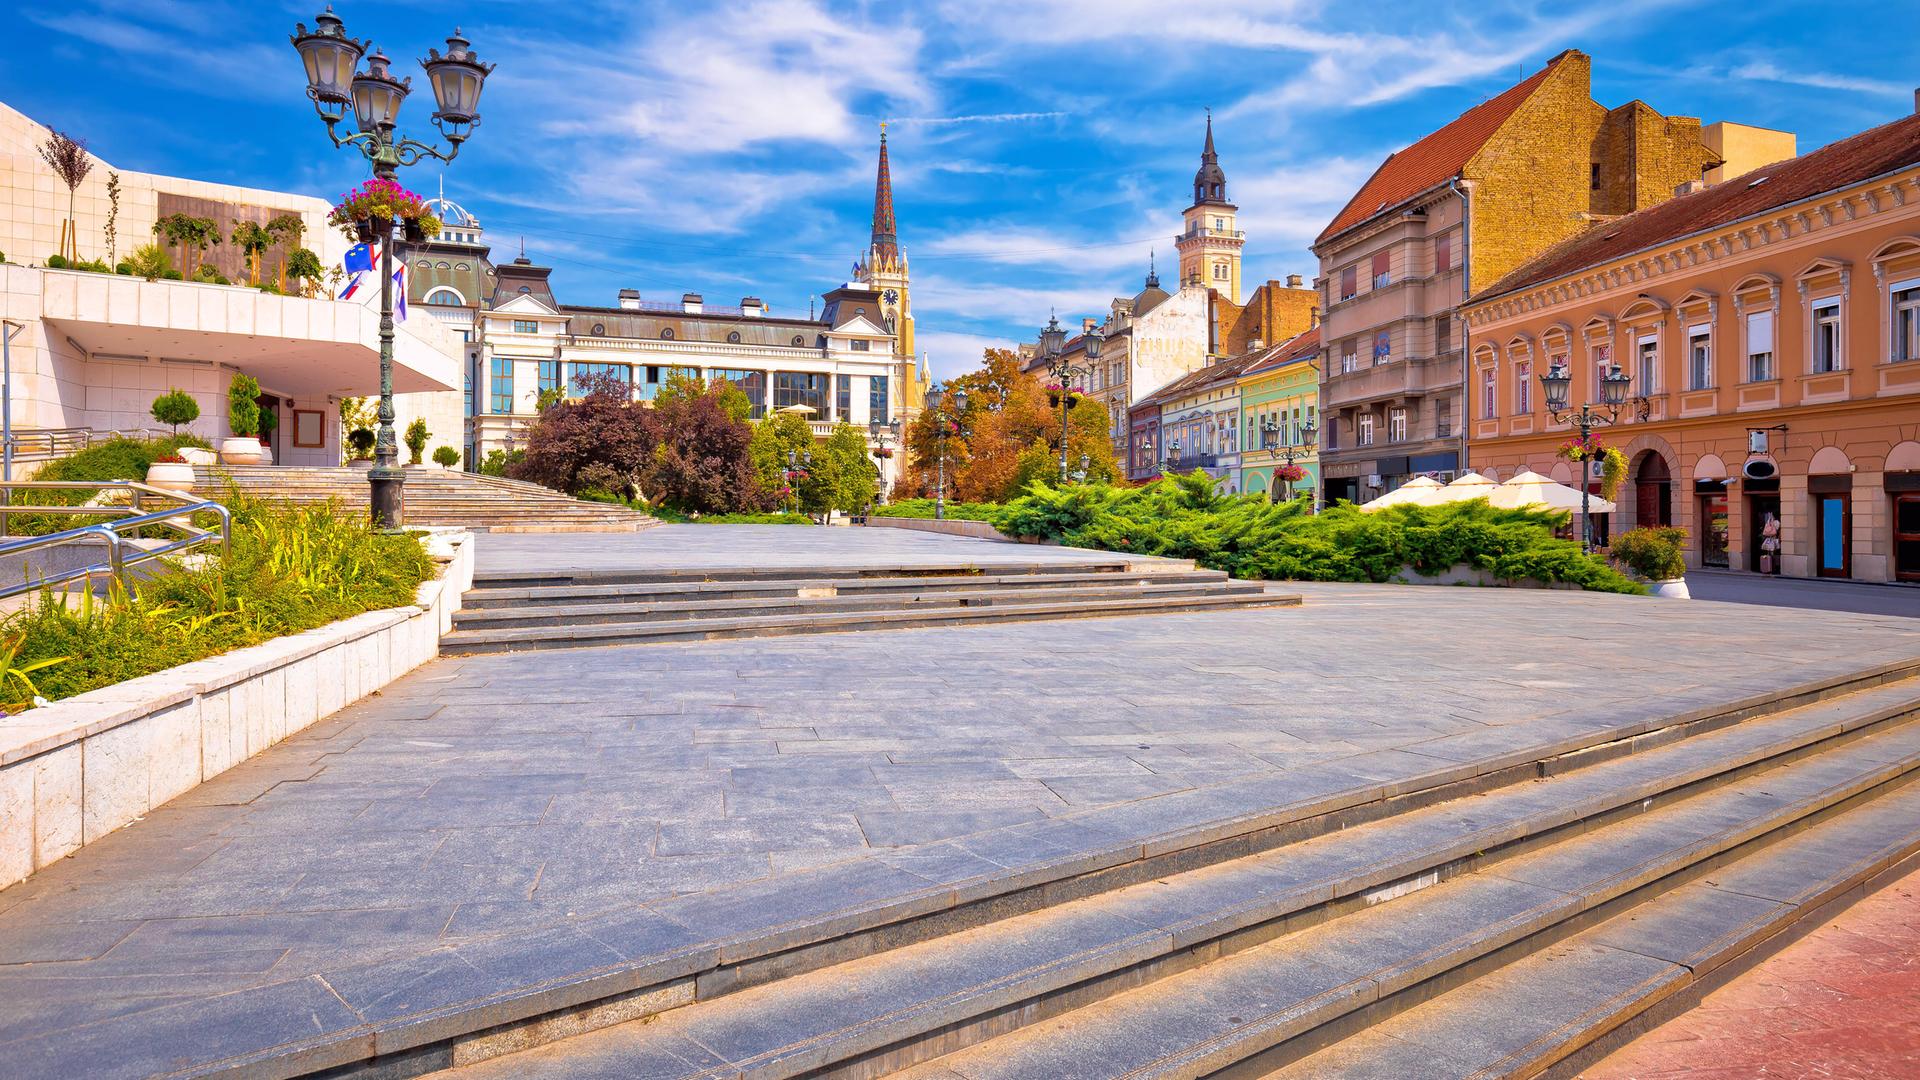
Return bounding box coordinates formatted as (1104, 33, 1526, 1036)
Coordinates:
(868, 416, 902, 507)
(925, 383, 966, 519)
(1539, 361, 1648, 552)
(292, 8, 493, 529)
(1044, 337, 1093, 484)
(783, 449, 812, 516)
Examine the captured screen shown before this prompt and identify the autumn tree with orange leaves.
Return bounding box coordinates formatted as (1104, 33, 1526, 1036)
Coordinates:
(901, 349, 1120, 502)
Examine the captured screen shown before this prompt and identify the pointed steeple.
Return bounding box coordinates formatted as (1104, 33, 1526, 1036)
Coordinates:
(1145, 249, 1160, 289)
(869, 123, 900, 266)
(1192, 108, 1228, 206)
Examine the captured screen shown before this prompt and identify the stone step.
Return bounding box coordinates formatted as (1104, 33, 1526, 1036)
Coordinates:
(460, 569, 1231, 609)
(1265, 780, 1920, 1080)
(451, 580, 1270, 629)
(424, 679, 1920, 1080)
(469, 560, 1137, 590)
(203, 465, 657, 530)
(440, 589, 1302, 651)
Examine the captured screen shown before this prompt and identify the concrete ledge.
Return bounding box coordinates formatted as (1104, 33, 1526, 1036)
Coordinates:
(862, 516, 1017, 542)
(0, 530, 474, 890)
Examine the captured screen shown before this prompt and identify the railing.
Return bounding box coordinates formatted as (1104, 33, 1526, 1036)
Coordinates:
(4, 427, 170, 465)
(1165, 453, 1220, 471)
(0, 481, 231, 600)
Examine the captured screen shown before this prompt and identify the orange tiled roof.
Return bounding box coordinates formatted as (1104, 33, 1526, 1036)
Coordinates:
(1240, 326, 1322, 379)
(1315, 52, 1573, 247)
(1474, 109, 1920, 302)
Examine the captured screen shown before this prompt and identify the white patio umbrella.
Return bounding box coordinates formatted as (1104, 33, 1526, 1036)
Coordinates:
(1358, 475, 1444, 511)
(1489, 469, 1617, 514)
(1429, 470, 1499, 503)
(777, 404, 819, 415)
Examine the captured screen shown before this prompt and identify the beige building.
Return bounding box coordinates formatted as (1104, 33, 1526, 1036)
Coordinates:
(1312, 50, 1740, 504)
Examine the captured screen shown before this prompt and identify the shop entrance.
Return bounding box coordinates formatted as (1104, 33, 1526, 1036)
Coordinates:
(1897, 494, 1920, 582)
(1748, 491, 1782, 575)
(1632, 451, 1671, 528)
(1696, 480, 1730, 568)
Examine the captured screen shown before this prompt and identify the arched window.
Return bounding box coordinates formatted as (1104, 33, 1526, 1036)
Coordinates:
(435, 260, 451, 270)
(423, 286, 466, 306)
(727, 331, 742, 344)
(517, 285, 530, 294)
(661, 328, 675, 340)
(454, 262, 470, 271)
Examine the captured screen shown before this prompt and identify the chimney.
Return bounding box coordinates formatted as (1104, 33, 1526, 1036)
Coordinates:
(682, 292, 703, 314)
(1082, 317, 1097, 333)
(1249, 337, 1265, 351)
(1286, 274, 1305, 289)
(740, 297, 764, 317)
(1914, 87, 1919, 114)
(617, 288, 640, 310)
(1674, 179, 1708, 197)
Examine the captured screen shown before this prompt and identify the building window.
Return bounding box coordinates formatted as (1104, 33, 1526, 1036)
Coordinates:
(1213, 216, 1224, 230)
(1897, 283, 1920, 362)
(1326, 416, 1339, 449)
(570, 362, 630, 391)
(727, 330, 743, 344)
(1214, 263, 1228, 281)
(712, 369, 767, 419)
(870, 375, 889, 423)
(1433, 398, 1450, 439)
(850, 339, 871, 352)
(1358, 413, 1375, 446)
(1435, 314, 1452, 354)
(836, 374, 852, 421)
(1341, 343, 1359, 374)
(1371, 250, 1391, 289)
(1746, 310, 1775, 382)
(660, 328, 675, 340)
(538, 360, 563, 396)
(792, 335, 806, 346)
(1480, 367, 1497, 419)
(1373, 331, 1391, 364)
(1590, 163, 1602, 191)
(1592, 343, 1613, 398)
(1514, 360, 1532, 414)
(489, 357, 514, 413)
(512, 319, 537, 334)
(1811, 298, 1842, 372)
(1688, 324, 1712, 389)
(1339, 266, 1357, 301)
(773, 371, 827, 412)
(1636, 335, 1659, 395)
(1435, 233, 1452, 274)
(590, 323, 606, 336)
(1387, 408, 1407, 443)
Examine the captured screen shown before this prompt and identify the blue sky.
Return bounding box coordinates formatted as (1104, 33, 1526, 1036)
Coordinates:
(5, 1, 1915, 377)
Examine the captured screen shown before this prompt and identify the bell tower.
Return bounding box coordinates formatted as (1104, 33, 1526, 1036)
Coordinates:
(855, 124, 915, 364)
(1176, 111, 1244, 304)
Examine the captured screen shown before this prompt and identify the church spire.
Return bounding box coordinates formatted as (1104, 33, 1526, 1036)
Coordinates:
(869, 123, 900, 266)
(1146, 248, 1160, 289)
(1192, 108, 1228, 207)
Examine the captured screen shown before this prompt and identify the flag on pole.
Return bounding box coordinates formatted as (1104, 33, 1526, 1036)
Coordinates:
(393, 262, 407, 323)
(344, 242, 375, 275)
(338, 272, 365, 300)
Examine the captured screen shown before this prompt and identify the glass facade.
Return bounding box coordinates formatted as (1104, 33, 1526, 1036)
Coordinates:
(538, 360, 564, 397)
(774, 372, 827, 413)
(870, 375, 889, 423)
(836, 374, 852, 422)
(569, 362, 630, 393)
(489, 357, 514, 414)
(712, 369, 768, 419)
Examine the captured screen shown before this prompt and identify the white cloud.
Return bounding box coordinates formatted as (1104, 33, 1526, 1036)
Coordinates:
(1730, 62, 1910, 99)
(916, 330, 1019, 377)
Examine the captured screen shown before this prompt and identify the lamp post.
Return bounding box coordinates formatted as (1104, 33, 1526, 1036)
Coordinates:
(868, 416, 902, 505)
(1044, 345, 1092, 484)
(1163, 440, 1183, 478)
(291, 9, 493, 529)
(784, 449, 811, 516)
(925, 382, 967, 520)
(1261, 415, 1318, 505)
(1539, 361, 1645, 553)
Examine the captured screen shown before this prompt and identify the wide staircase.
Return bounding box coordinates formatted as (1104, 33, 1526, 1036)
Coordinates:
(441, 556, 1299, 652)
(211, 464, 657, 531)
(401, 662, 1920, 1080)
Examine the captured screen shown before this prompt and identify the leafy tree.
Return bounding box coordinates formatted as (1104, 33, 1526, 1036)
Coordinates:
(265, 214, 305, 290)
(748, 410, 816, 505)
(229, 220, 274, 287)
(656, 370, 752, 423)
(799, 423, 878, 514)
(478, 447, 523, 476)
(37, 130, 92, 262)
(152, 213, 220, 278)
(104, 171, 121, 263)
(432, 446, 461, 469)
(902, 348, 1120, 502)
(509, 373, 662, 496)
(126, 243, 171, 281)
(226, 374, 261, 438)
(348, 427, 376, 460)
(649, 383, 769, 514)
(285, 248, 324, 298)
(150, 389, 200, 435)
(339, 396, 377, 452)
(403, 417, 430, 465)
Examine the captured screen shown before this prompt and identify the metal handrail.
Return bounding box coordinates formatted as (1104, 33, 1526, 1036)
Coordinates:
(0, 481, 231, 601)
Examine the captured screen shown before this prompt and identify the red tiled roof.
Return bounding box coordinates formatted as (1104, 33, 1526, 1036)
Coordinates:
(1315, 53, 1573, 247)
(1240, 326, 1322, 378)
(1135, 351, 1263, 408)
(1475, 110, 1920, 303)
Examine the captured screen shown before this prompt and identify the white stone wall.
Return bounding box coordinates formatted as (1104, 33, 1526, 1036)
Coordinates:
(1127, 285, 1213, 403)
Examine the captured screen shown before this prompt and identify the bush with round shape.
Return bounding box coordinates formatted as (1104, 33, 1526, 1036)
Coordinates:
(150, 389, 200, 435)
(348, 427, 376, 460)
(161, 269, 184, 280)
(1609, 526, 1689, 582)
(403, 418, 430, 465)
(226, 374, 262, 437)
(432, 446, 460, 469)
(45, 254, 68, 269)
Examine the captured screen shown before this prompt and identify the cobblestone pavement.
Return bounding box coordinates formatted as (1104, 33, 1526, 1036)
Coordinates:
(1586, 863, 1920, 1079)
(1, 528, 1917, 1065)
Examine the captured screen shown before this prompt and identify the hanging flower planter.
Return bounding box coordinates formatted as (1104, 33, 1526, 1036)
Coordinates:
(1276, 463, 1307, 483)
(353, 217, 377, 244)
(329, 178, 441, 242)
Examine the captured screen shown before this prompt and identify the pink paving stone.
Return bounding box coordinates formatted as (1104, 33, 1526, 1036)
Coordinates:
(1585, 869, 1920, 1078)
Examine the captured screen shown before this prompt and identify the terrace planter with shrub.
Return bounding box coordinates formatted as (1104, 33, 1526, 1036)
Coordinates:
(1609, 526, 1690, 599)
(144, 456, 195, 493)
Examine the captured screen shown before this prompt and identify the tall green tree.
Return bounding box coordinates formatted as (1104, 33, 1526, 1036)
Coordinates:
(748, 411, 816, 507)
(37, 130, 92, 262)
(264, 214, 305, 290)
(153, 214, 220, 278)
(800, 423, 878, 514)
(230, 220, 273, 287)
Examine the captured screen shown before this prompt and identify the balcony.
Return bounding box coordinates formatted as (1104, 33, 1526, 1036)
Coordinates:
(1323, 353, 1461, 409)
(1163, 452, 1219, 472)
(1177, 226, 1244, 242)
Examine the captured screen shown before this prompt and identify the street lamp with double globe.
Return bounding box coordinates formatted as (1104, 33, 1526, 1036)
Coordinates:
(1538, 361, 1645, 552)
(290, 8, 494, 528)
(924, 382, 967, 520)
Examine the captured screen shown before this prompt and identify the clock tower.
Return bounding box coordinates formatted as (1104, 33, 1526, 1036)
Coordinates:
(1176, 112, 1244, 304)
(855, 125, 916, 366)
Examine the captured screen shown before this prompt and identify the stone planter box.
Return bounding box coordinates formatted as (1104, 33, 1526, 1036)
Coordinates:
(0, 530, 475, 891)
(144, 462, 195, 492)
(218, 436, 265, 465)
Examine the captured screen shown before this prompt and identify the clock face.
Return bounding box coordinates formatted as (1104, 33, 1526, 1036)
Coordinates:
(883, 289, 899, 304)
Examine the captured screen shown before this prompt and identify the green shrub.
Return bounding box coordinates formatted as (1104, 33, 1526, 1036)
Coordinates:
(127, 243, 171, 280)
(869, 498, 1005, 522)
(1609, 526, 1688, 581)
(150, 388, 200, 434)
(193, 264, 229, 285)
(70, 258, 111, 274)
(45, 254, 68, 269)
(404, 418, 430, 464)
(478, 447, 523, 476)
(646, 504, 812, 525)
(6, 435, 212, 537)
(4, 491, 433, 706)
(432, 446, 460, 468)
(227, 373, 261, 437)
(161, 269, 185, 281)
(115, 262, 132, 275)
(993, 473, 1644, 594)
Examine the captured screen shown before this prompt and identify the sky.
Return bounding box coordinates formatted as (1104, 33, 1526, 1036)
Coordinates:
(4, 1, 1916, 378)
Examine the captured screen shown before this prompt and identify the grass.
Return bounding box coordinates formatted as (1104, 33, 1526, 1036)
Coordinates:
(646, 504, 815, 525)
(4, 489, 434, 708)
(5, 436, 212, 537)
(868, 498, 1005, 522)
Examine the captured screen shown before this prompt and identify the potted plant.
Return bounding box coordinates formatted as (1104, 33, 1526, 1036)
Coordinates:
(1610, 525, 1691, 599)
(219, 373, 266, 464)
(144, 453, 195, 493)
(1276, 463, 1308, 484)
(256, 406, 279, 464)
(150, 388, 199, 436)
(328, 178, 441, 242)
(404, 417, 430, 466)
(347, 427, 376, 469)
(432, 445, 461, 470)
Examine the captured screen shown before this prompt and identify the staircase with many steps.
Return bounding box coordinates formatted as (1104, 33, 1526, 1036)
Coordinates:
(390, 661, 1920, 1080)
(209, 464, 657, 531)
(441, 557, 1301, 652)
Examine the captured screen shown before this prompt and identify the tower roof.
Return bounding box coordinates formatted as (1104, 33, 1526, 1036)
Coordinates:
(870, 126, 900, 263)
(1192, 111, 1228, 206)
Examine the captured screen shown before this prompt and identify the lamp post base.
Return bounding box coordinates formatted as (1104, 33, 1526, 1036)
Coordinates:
(369, 466, 406, 531)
